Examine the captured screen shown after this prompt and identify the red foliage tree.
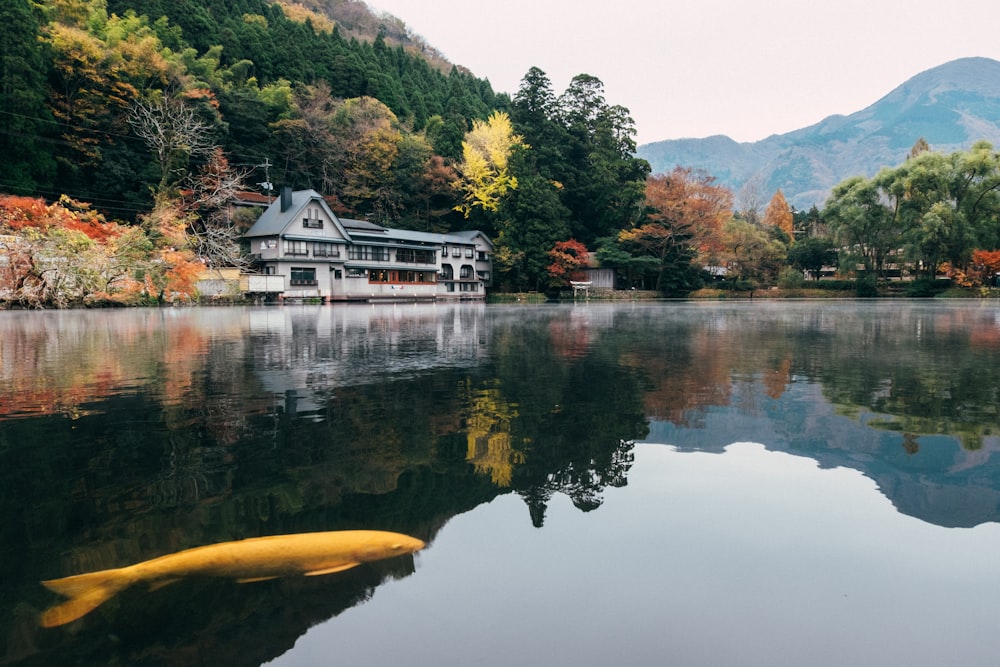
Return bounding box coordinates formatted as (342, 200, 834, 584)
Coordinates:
(547, 239, 590, 287)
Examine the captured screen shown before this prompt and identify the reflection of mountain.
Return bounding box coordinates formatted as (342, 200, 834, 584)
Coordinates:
(642, 380, 1000, 529)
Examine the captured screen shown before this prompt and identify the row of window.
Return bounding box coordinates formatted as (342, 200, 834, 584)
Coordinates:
(289, 267, 470, 285)
(438, 265, 476, 280)
(271, 239, 488, 264)
(443, 282, 480, 292)
(368, 269, 436, 284)
(285, 240, 341, 258)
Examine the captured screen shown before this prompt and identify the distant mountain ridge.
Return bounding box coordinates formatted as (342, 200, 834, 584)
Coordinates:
(636, 57, 1000, 210)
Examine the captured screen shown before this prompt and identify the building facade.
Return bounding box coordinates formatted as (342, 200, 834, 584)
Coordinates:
(243, 188, 492, 302)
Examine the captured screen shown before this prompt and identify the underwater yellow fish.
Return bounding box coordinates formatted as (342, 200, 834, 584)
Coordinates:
(39, 529, 425, 628)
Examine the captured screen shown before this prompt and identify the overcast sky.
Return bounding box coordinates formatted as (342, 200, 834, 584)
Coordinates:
(366, 0, 1000, 145)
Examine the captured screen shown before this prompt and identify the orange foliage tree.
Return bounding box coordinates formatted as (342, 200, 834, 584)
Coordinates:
(546, 239, 590, 287)
(0, 195, 151, 306)
(607, 168, 732, 294)
(763, 189, 794, 242)
(967, 249, 1000, 286)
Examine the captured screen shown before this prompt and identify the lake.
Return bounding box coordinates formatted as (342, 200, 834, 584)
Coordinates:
(2, 301, 1000, 666)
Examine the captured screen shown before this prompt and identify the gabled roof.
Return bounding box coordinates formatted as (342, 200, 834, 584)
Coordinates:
(448, 229, 495, 249)
(243, 189, 494, 251)
(244, 189, 351, 240)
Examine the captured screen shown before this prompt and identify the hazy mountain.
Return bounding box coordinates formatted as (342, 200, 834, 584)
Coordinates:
(637, 57, 1000, 210)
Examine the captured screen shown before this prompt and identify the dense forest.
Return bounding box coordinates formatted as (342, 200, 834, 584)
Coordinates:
(3, 0, 1000, 307)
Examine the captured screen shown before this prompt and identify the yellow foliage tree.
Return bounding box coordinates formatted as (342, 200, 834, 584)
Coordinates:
(454, 111, 526, 217)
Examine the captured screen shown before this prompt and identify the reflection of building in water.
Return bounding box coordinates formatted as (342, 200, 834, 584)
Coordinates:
(248, 304, 489, 416)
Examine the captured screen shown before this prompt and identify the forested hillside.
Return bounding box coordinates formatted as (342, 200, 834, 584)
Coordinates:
(0, 0, 502, 223)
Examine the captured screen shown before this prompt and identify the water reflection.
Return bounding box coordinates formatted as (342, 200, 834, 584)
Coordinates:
(2, 301, 1000, 665)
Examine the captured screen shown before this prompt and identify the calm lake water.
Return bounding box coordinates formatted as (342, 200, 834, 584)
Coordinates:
(2, 301, 1000, 666)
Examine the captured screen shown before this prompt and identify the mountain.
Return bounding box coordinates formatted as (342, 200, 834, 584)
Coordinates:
(636, 57, 1000, 210)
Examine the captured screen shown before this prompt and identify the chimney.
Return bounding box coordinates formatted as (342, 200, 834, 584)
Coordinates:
(280, 186, 293, 212)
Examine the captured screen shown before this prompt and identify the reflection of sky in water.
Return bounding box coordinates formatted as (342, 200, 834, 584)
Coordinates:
(268, 443, 1000, 667)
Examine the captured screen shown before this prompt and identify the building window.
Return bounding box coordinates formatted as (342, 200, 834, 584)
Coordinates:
(445, 282, 455, 292)
(346, 267, 366, 278)
(460, 265, 473, 279)
(303, 217, 323, 229)
(460, 282, 478, 292)
(368, 269, 435, 284)
(348, 245, 389, 261)
(451, 247, 461, 257)
(290, 267, 317, 285)
(285, 240, 308, 255)
(439, 264, 454, 280)
(396, 248, 435, 264)
(477, 251, 488, 261)
(314, 242, 339, 257)
(465, 247, 474, 258)
(441, 245, 448, 256)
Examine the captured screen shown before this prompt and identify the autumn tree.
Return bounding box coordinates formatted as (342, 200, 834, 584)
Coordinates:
(763, 189, 794, 241)
(328, 96, 404, 222)
(454, 110, 525, 218)
(0, 195, 150, 306)
(605, 168, 732, 295)
(719, 218, 787, 287)
(185, 147, 253, 270)
(546, 239, 590, 288)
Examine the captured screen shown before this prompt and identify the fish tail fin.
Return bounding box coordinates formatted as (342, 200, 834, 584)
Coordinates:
(39, 568, 130, 628)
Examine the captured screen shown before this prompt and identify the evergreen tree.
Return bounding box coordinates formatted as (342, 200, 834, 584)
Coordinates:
(0, 0, 55, 192)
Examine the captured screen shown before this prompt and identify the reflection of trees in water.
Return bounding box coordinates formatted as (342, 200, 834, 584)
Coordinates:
(809, 307, 1000, 450)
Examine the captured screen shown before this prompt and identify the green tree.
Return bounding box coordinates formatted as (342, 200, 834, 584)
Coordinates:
(787, 236, 837, 280)
(824, 175, 900, 279)
(555, 74, 649, 245)
(493, 169, 570, 291)
(0, 0, 55, 192)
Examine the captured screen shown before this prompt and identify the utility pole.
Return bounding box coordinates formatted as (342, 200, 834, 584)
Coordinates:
(257, 158, 274, 201)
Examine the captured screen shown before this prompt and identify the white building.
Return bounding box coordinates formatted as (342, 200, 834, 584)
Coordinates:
(243, 188, 492, 302)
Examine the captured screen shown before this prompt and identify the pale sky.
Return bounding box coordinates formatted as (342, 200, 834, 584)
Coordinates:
(366, 0, 1000, 145)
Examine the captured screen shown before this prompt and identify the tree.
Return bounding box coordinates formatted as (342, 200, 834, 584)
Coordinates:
(787, 236, 837, 280)
(719, 218, 787, 287)
(454, 110, 525, 217)
(763, 189, 794, 241)
(185, 147, 253, 270)
(493, 169, 571, 291)
(546, 239, 589, 288)
(554, 74, 649, 245)
(328, 96, 403, 221)
(127, 96, 216, 198)
(0, 0, 55, 192)
(608, 168, 731, 295)
(823, 174, 899, 279)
